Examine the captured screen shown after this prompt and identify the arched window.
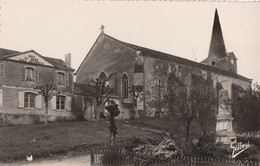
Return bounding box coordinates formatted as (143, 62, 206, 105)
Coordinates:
(122, 74, 128, 98)
(98, 71, 107, 82)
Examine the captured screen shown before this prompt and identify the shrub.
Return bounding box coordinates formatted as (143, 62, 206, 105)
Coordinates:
(235, 137, 260, 162)
(193, 134, 216, 157)
(133, 144, 155, 165)
(124, 137, 148, 152)
(133, 138, 183, 165)
(153, 138, 183, 160)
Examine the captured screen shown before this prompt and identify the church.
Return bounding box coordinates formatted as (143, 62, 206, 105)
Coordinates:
(75, 10, 251, 116)
(75, 10, 251, 142)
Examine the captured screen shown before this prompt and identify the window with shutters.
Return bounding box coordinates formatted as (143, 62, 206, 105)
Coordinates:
(54, 71, 69, 86)
(22, 66, 39, 82)
(0, 63, 4, 78)
(122, 74, 128, 98)
(24, 92, 36, 108)
(56, 95, 65, 110)
(57, 72, 65, 85)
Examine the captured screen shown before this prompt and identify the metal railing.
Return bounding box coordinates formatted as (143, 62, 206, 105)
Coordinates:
(91, 148, 260, 166)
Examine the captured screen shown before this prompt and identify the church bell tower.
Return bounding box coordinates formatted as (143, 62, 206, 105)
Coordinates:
(202, 9, 237, 73)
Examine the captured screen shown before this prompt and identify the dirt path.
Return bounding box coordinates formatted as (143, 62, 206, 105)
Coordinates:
(16, 155, 91, 166)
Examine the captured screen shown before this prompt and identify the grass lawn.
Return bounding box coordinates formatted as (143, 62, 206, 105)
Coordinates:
(126, 117, 204, 140)
(0, 120, 161, 163)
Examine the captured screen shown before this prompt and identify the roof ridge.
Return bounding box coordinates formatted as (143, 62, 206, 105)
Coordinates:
(103, 33, 139, 51)
(0, 47, 21, 53)
(103, 33, 251, 82)
(104, 33, 182, 57)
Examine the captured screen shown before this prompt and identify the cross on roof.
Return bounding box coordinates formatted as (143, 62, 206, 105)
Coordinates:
(100, 25, 105, 33)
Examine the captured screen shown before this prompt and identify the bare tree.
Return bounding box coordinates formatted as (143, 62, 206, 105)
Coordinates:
(165, 73, 217, 143)
(34, 84, 60, 125)
(88, 73, 115, 119)
(128, 85, 143, 119)
(147, 79, 167, 118)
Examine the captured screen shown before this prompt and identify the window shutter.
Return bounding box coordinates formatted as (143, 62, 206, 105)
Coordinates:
(36, 95, 42, 109)
(66, 96, 71, 111)
(0, 89, 3, 107)
(22, 67, 25, 81)
(81, 97, 85, 110)
(54, 72, 57, 84)
(18, 91, 24, 108)
(51, 96, 56, 109)
(2, 63, 4, 78)
(66, 73, 69, 86)
(0, 63, 4, 77)
(35, 68, 39, 82)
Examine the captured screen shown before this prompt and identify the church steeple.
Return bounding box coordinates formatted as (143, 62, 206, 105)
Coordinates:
(208, 9, 227, 58)
(201, 9, 237, 73)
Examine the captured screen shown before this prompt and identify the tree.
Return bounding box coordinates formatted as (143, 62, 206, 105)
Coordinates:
(146, 78, 166, 117)
(105, 103, 120, 146)
(196, 77, 217, 137)
(88, 73, 115, 119)
(165, 73, 217, 143)
(232, 83, 260, 132)
(128, 85, 143, 119)
(34, 84, 60, 125)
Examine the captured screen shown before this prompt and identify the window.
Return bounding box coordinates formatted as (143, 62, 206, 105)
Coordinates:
(54, 71, 69, 86)
(26, 67, 34, 81)
(57, 72, 65, 85)
(99, 71, 107, 82)
(24, 92, 35, 108)
(122, 74, 128, 98)
(22, 67, 39, 82)
(56, 96, 65, 110)
(211, 61, 216, 66)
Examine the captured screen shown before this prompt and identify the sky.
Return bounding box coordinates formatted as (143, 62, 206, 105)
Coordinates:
(0, 0, 260, 83)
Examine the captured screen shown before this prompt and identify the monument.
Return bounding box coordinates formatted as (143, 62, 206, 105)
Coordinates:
(216, 89, 236, 144)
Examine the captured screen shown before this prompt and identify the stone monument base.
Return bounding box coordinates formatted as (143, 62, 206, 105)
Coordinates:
(216, 131, 236, 144)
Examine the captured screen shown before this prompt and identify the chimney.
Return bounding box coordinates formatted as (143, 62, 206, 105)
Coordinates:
(65, 53, 71, 68)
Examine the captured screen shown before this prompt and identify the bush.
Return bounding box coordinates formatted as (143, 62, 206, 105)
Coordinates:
(133, 144, 155, 165)
(133, 138, 183, 165)
(193, 134, 216, 157)
(124, 137, 148, 152)
(235, 137, 260, 162)
(237, 136, 260, 148)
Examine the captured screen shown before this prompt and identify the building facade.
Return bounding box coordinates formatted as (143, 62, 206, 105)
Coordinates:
(75, 10, 252, 123)
(0, 49, 75, 125)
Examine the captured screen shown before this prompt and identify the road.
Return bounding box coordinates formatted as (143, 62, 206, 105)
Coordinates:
(17, 155, 91, 166)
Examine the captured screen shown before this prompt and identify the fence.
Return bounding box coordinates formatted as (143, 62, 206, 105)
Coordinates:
(91, 148, 260, 166)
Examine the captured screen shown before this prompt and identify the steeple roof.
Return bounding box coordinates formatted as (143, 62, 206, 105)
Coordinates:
(208, 9, 227, 58)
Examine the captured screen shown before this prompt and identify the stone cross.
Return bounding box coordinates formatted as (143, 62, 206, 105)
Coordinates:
(100, 25, 105, 33)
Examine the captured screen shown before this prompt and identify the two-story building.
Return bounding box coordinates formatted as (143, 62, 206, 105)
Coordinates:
(0, 48, 75, 125)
